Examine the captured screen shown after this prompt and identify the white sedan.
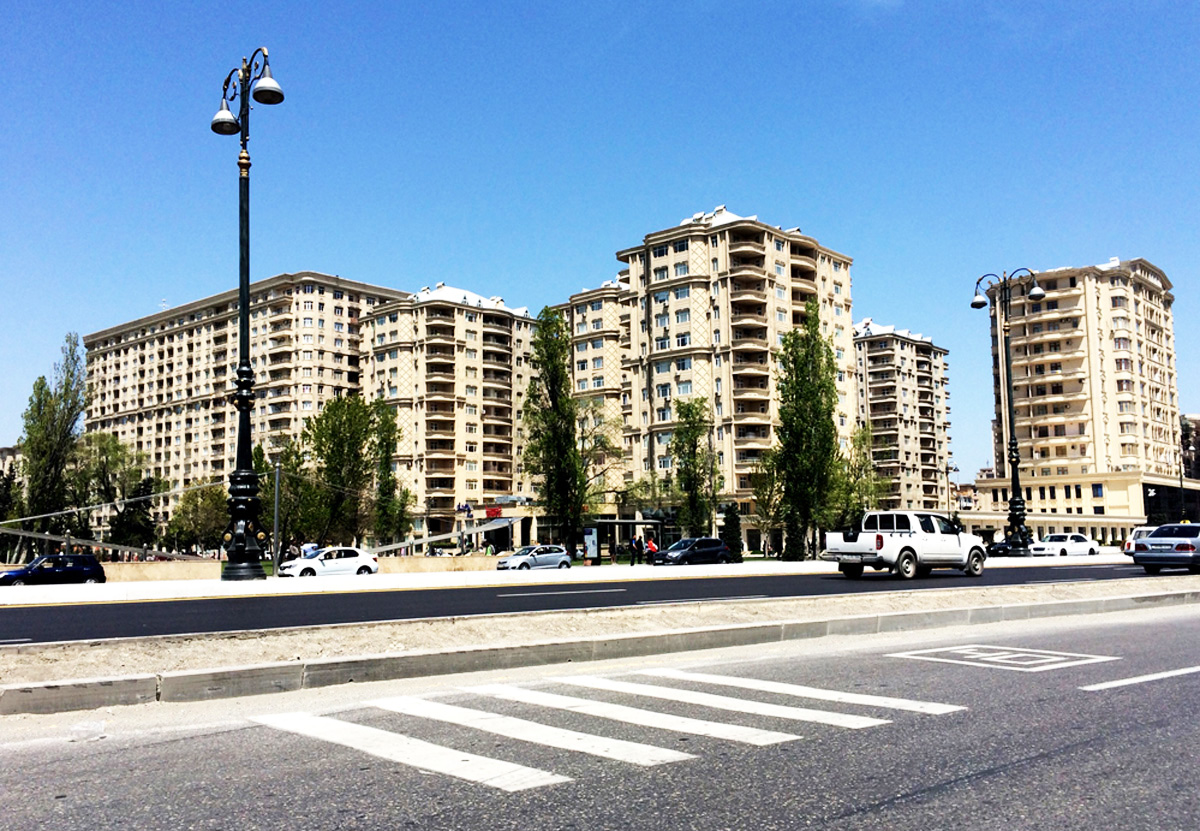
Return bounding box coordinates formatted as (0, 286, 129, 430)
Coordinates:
(497, 545, 572, 570)
(278, 546, 379, 577)
(1029, 533, 1098, 557)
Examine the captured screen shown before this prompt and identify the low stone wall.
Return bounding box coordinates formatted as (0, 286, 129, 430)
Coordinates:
(377, 555, 499, 574)
(105, 561, 222, 582)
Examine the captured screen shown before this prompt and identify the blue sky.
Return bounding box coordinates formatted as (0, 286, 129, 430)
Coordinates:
(2, 0, 1197, 480)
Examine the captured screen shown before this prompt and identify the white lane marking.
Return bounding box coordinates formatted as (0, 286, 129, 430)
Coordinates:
(250, 713, 569, 792)
(636, 595, 767, 605)
(496, 588, 627, 598)
(1081, 665, 1200, 691)
(552, 676, 889, 729)
(0, 638, 32, 644)
(888, 644, 1119, 672)
(466, 683, 799, 746)
(638, 669, 965, 715)
(368, 696, 693, 766)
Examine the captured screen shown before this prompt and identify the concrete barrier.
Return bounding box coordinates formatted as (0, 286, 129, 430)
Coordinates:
(0, 674, 158, 714)
(377, 555, 498, 574)
(105, 561, 222, 582)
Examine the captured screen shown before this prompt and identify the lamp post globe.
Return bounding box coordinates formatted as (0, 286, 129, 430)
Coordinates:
(211, 48, 283, 580)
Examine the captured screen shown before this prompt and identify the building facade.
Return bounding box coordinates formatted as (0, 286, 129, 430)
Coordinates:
(560, 207, 858, 543)
(967, 257, 1189, 542)
(853, 318, 952, 512)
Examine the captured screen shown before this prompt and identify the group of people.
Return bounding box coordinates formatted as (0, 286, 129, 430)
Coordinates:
(628, 535, 657, 565)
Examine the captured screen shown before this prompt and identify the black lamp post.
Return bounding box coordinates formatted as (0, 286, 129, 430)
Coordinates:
(210, 48, 284, 580)
(1181, 443, 1195, 521)
(972, 269, 1045, 554)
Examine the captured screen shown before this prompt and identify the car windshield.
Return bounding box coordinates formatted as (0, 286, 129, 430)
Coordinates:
(1045, 535, 1068, 542)
(1150, 525, 1200, 538)
(511, 546, 537, 557)
(302, 550, 322, 559)
(667, 539, 697, 551)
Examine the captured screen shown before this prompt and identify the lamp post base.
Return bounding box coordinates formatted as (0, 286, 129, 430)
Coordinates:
(222, 560, 267, 580)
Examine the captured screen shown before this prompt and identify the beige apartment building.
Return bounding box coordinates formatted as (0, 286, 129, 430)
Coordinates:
(966, 257, 1195, 542)
(853, 318, 952, 512)
(560, 207, 858, 545)
(365, 283, 537, 546)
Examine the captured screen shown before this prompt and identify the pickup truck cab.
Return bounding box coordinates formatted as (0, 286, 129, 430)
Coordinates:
(823, 511, 987, 579)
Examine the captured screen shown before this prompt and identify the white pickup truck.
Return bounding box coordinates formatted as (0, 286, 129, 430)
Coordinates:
(823, 510, 987, 579)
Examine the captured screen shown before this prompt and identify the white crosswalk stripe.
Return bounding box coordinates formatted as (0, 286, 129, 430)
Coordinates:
(637, 668, 966, 715)
(465, 683, 800, 746)
(367, 695, 695, 766)
(551, 675, 890, 729)
(249, 712, 570, 792)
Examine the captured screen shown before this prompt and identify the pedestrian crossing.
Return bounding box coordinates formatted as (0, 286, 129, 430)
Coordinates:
(250, 666, 964, 792)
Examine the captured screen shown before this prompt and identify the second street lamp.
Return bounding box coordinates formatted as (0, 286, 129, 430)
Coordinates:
(972, 268, 1044, 556)
(210, 48, 284, 580)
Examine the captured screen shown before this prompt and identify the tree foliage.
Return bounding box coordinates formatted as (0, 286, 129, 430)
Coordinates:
(301, 395, 379, 544)
(776, 301, 839, 560)
(165, 485, 228, 552)
(719, 502, 743, 556)
(749, 448, 786, 557)
(522, 307, 587, 548)
(817, 423, 882, 532)
(74, 432, 159, 547)
(17, 334, 88, 558)
(372, 399, 414, 545)
(669, 399, 718, 537)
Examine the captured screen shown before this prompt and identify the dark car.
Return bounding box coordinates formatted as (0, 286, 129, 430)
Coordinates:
(1131, 523, 1200, 574)
(0, 553, 107, 586)
(654, 537, 737, 565)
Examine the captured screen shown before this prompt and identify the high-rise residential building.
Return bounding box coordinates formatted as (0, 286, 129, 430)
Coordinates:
(967, 257, 1194, 541)
(365, 283, 536, 545)
(84, 271, 410, 523)
(853, 318, 952, 512)
(561, 206, 857, 549)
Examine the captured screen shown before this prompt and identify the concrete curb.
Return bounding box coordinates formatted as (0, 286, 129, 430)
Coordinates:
(4, 587, 1199, 715)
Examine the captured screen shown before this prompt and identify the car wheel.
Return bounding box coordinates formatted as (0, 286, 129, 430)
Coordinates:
(300, 568, 316, 577)
(11, 579, 25, 586)
(357, 566, 372, 575)
(558, 561, 570, 569)
(840, 563, 864, 579)
(895, 550, 917, 580)
(718, 555, 730, 564)
(85, 578, 98, 583)
(1060, 549, 1068, 556)
(965, 549, 985, 577)
(518, 562, 531, 570)
(1143, 565, 1161, 575)
(1088, 549, 1097, 556)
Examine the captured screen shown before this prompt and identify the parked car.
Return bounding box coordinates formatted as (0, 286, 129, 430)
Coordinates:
(1130, 524, 1200, 574)
(986, 539, 1016, 557)
(0, 553, 107, 586)
(1029, 533, 1098, 557)
(1123, 526, 1157, 556)
(497, 545, 571, 570)
(277, 546, 378, 577)
(654, 537, 736, 565)
(824, 510, 987, 579)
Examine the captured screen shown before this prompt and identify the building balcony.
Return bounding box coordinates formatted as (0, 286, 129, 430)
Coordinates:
(729, 237, 765, 256)
(730, 285, 767, 302)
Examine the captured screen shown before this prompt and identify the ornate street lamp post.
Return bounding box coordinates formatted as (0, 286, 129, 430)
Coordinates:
(210, 48, 284, 580)
(972, 269, 1045, 555)
(1181, 443, 1195, 521)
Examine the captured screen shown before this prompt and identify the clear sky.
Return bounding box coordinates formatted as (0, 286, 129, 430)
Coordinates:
(2, 0, 1197, 481)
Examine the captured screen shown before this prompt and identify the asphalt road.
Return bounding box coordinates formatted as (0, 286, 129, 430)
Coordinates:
(0, 560, 1150, 644)
(4, 604, 1197, 830)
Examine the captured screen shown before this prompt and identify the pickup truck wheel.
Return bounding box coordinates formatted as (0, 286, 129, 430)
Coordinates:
(894, 550, 917, 580)
(839, 563, 864, 579)
(965, 549, 985, 577)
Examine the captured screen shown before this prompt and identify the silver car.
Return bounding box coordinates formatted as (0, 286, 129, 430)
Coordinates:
(1131, 524, 1200, 574)
(497, 545, 571, 570)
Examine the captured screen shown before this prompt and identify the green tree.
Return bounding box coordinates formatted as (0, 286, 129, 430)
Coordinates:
(17, 333, 88, 559)
(0, 465, 23, 563)
(522, 307, 586, 549)
(106, 476, 158, 547)
(165, 485, 228, 552)
(719, 502, 743, 558)
(75, 432, 158, 546)
(776, 300, 839, 560)
(749, 448, 786, 557)
(302, 395, 377, 544)
(817, 423, 882, 532)
(371, 399, 413, 545)
(669, 399, 718, 537)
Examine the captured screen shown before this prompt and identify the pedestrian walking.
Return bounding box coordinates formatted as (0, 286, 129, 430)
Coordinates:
(631, 535, 644, 566)
(646, 536, 658, 563)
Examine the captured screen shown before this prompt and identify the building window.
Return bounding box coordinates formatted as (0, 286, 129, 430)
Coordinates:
(674, 286, 690, 300)
(652, 244, 668, 258)
(653, 267, 668, 281)
(1092, 484, 1103, 498)
(675, 310, 690, 324)
(674, 262, 689, 277)
(673, 239, 688, 253)
(676, 357, 692, 371)
(677, 381, 692, 395)
(676, 333, 691, 348)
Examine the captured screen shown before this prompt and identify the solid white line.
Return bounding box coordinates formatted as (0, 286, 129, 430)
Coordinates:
(638, 669, 965, 715)
(496, 588, 627, 598)
(465, 683, 800, 746)
(1081, 665, 1200, 691)
(0, 638, 32, 644)
(368, 696, 693, 766)
(635, 595, 767, 605)
(249, 712, 569, 792)
(552, 676, 889, 729)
